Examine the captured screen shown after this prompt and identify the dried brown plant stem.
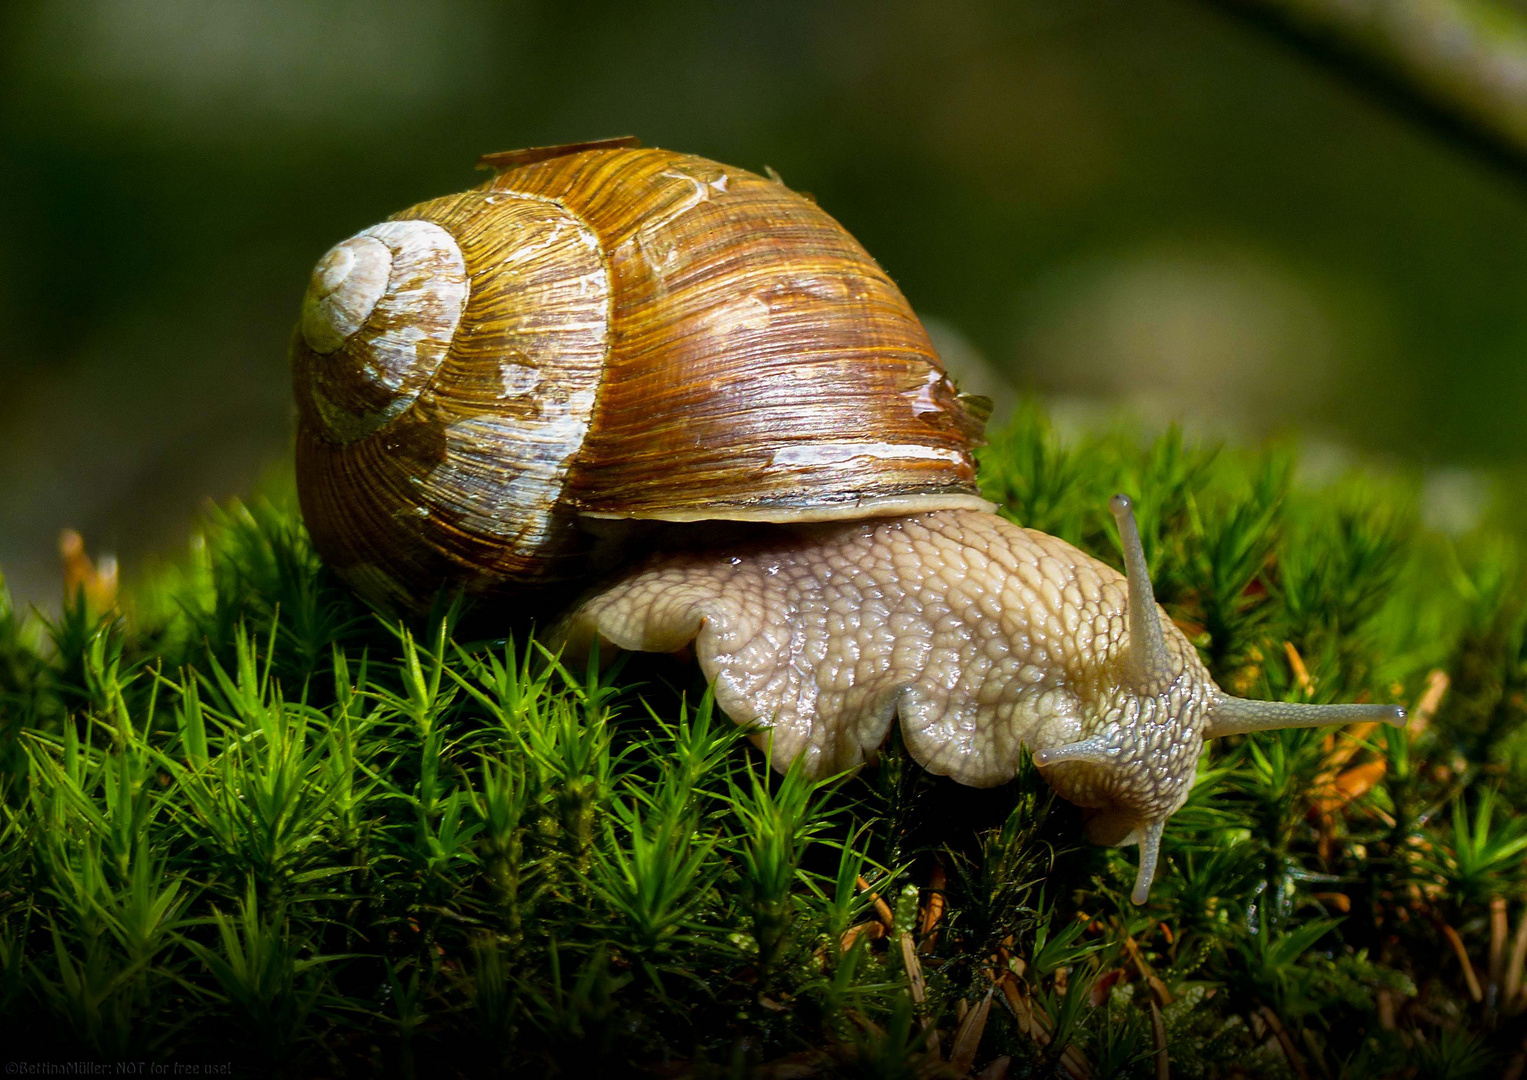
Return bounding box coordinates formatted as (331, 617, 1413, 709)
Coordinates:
(1256, 1006, 1311, 1080)
(1491, 896, 1510, 997)
(1284, 641, 1315, 695)
(1505, 1035, 1527, 1080)
(1506, 900, 1527, 1010)
(997, 974, 1092, 1079)
(1121, 929, 1174, 1007)
(857, 876, 895, 929)
(1441, 920, 1486, 1002)
(1211, 0, 1527, 180)
(1411, 669, 1451, 733)
(1149, 999, 1170, 1080)
(897, 932, 941, 1057)
(949, 989, 993, 1075)
(920, 861, 947, 952)
(1376, 988, 1397, 1029)
(59, 528, 118, 613)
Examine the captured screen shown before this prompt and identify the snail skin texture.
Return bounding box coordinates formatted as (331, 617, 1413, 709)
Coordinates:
(291, 139, 1406, 903)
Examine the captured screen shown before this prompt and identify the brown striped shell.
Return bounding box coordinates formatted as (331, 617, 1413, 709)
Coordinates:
(292, 139, 992, 612)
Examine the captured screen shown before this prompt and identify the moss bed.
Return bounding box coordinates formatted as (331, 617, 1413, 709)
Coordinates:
(1, 405, 1524, 1078)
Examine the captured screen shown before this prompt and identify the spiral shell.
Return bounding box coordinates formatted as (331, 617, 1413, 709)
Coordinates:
(292, 141, 992, 612)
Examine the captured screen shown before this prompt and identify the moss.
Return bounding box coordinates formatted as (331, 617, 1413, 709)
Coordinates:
(0, 404, 1523, 1077)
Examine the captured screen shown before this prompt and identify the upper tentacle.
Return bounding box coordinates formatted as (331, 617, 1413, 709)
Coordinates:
(1109, 493, 1175, 695)
(1204, 694, 1406, 739)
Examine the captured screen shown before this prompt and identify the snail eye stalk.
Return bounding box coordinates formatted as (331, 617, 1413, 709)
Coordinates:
(1109, 494, 1174, 695)
(1204, 695, 1406, 739)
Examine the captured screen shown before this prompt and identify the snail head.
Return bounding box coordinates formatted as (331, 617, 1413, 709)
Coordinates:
(1032, 495, 1406, 904)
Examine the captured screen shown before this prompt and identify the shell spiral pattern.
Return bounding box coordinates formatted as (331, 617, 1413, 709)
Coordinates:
(292, 144, 991, 612)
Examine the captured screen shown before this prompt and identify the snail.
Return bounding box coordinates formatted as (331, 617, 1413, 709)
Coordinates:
(291, 138, 1406, 903)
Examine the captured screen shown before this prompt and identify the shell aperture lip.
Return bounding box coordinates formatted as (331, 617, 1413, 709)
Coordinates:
(301, 235, 392, 353)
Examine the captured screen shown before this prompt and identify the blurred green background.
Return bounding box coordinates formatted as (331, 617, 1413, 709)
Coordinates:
(2, 0, 1524, 609)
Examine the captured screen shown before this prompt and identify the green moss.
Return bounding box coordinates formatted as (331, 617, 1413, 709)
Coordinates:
(0, 405, 1523, 1076)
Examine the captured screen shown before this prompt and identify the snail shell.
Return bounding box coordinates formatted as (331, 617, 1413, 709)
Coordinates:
(292, 138, 990, 612)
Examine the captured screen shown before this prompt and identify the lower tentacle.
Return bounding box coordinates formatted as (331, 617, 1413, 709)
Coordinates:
(1132, 820, 1166, 906)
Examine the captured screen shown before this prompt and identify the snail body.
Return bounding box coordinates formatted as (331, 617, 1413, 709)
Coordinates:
(563, 499, 1403, 904)
(292, 140, 1405, 902)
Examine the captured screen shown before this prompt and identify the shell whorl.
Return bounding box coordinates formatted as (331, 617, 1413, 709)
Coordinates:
(294, 191, 610, 612)
(299, 220, 469, 444)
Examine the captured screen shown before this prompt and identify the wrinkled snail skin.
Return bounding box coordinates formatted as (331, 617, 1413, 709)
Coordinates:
(559, 497, 1407, 905)
(289, 140, 1408, 905)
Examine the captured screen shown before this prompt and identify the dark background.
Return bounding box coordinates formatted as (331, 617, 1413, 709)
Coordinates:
(3, 0, 1523, 608)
